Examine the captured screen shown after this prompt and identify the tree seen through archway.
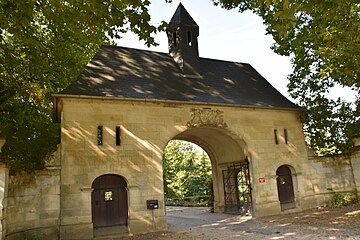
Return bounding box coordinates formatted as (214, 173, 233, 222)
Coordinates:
(163, 140, 212, 206)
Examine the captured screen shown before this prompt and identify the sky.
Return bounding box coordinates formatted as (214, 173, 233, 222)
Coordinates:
(117, 0, 355, 103)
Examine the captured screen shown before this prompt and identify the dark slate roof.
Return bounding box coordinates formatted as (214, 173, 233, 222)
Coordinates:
(168, 3, 198, 30)
(58, 45, 299, 110)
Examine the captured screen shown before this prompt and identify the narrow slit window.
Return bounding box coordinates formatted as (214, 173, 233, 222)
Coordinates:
(274, 129, 279, 145)
(173, 32, 177, 46)
(116, 126, 121, 146)
(97, 126, 103, 145)
(187, 31, 192, 46)
(284, 129, 288, 144)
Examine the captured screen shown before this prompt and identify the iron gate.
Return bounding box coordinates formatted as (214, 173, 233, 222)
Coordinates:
(222, 159, 252, 214)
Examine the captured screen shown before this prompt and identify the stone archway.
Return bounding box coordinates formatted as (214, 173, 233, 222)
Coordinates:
(169, 126, 252, 214)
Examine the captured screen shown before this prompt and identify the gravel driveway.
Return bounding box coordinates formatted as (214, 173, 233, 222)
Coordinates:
(119, 204, 360, 240)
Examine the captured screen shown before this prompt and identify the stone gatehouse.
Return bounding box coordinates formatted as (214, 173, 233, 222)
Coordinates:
(0, 3, 359, 240)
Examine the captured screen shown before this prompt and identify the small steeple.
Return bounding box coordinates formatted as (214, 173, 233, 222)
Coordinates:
(167, 3, 200, 76)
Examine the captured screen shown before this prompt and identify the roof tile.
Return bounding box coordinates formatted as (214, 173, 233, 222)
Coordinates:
(59, 45, 299, 110)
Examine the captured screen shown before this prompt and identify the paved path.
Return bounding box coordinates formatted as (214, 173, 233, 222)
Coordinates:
(114, 206, 360, 239)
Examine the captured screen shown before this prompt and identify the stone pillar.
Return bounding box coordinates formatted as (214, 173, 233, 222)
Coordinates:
(0, 135, 8, 240)
(351, 135, 360, 194)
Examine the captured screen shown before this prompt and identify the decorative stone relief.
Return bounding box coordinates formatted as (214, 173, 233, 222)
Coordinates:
(187, 109, 228, 128)
(44, 145, 61, 169)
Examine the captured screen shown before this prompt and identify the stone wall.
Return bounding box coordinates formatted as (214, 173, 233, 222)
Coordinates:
(5, 150, 61, 240)
(304, 154, 357, 208)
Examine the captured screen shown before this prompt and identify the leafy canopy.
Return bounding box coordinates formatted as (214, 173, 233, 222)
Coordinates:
(213, 0, 360, 155)
(0, 0, 164, 170)
(163, 140, 212, 199)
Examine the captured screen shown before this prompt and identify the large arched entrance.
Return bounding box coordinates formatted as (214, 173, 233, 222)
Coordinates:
(167, 126, 252, 214)
(91, 174, 128, 228)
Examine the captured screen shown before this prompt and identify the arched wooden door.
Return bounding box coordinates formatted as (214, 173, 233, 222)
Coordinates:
(92, 174, 128, 228)
(276, 165, 295, 210)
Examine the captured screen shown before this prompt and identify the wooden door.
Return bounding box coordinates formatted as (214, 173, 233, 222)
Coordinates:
(92, 174, 128, 228)
(276, 165, 295, 208)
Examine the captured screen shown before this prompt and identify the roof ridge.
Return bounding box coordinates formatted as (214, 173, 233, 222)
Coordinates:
(199, 56, 251, 66)
(100, 44, 169, 56)
(101, 45, 253, 66)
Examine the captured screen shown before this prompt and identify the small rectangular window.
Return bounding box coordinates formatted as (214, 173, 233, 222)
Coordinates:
(104, 191, 113, 201)
(97, 126, 103, 145)
(274, 129, 279, 145)
(116, 126, 121, 146)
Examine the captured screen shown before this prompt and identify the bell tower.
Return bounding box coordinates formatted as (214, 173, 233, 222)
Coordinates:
(167, 3, 200, 76)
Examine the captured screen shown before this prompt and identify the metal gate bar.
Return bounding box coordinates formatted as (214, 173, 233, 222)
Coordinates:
(223, 159, 252, 214)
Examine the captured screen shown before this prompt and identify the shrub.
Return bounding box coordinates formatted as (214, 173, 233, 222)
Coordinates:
(329, 192, 359, 208)
(20, 233, 44, 240)
(165, 195, 211, 207)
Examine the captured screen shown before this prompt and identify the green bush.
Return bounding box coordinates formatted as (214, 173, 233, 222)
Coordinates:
(165, 195, 211, 207)
(329, 192, 359, 208)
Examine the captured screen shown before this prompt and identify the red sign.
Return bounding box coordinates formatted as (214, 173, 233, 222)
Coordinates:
(259, 178, 266, 183)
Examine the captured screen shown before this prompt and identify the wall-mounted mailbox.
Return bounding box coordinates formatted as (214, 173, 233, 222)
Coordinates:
(146, 200, 159, 209)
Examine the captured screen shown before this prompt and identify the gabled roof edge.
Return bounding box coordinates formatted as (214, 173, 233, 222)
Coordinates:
(52, 93, 302, 112)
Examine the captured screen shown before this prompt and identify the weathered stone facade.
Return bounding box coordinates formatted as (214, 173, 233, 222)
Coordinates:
(57, 98, 303, 238)
(4, 150, 60, 240)
(306, 154, 357, 207)
(0, 99, 359, 239)
(52, 97, 333, 237)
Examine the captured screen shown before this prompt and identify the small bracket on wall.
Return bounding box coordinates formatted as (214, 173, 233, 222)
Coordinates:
(81, 187, 94, 192)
